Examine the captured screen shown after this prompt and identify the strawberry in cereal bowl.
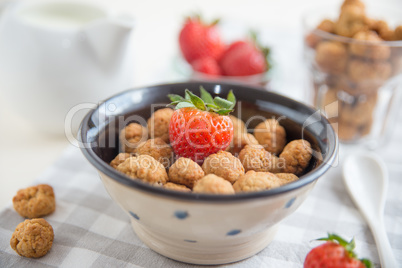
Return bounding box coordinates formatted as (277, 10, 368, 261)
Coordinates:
(79, 82, 337, 265)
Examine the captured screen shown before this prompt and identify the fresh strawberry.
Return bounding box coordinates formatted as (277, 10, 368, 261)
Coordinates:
(179, 16, 225, 64)
(304, 233, 372, 268)
(220, 33, 270, 76)
(191, 57, 222, 75)
(168, 87, 235, 163)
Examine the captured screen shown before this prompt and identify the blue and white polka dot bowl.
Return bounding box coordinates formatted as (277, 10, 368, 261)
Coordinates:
(79, 82, 338, 265)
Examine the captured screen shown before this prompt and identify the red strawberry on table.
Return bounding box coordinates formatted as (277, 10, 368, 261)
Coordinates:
(191, 57, 222, 76)
(304, 233, 372, 268)
(168, 87, 235, 163)
(220, 33, 270, 76)
(179, 15, 225, 64)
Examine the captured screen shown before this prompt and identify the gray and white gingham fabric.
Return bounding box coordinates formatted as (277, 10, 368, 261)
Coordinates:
(1, 123, 401, 268)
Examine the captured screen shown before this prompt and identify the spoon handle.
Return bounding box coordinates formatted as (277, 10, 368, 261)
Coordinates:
(369, 217, 398, 268)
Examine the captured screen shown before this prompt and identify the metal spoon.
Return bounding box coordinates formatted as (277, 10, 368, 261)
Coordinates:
(342, 152, 397, 268)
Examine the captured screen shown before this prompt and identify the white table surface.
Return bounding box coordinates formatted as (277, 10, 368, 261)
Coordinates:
(0, 0, 401, 210)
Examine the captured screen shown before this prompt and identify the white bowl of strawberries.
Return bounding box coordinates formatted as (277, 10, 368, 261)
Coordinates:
(178, 15, 272, 87)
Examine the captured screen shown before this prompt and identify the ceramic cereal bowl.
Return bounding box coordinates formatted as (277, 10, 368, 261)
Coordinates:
(79, 82, 337, 265)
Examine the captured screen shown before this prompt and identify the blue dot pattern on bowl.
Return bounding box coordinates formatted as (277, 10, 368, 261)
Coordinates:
(184, 239, 197, 243)
(174, 211, 188, 219)
(226, 229, 241, 236)
(129, 211, 140, 220)
(285, 197, 296, 208)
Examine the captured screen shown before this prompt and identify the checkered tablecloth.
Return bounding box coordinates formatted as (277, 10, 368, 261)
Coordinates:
(1, 124, 402, 268)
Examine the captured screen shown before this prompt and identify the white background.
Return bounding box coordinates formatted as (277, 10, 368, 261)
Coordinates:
(0, 0, 401, 208)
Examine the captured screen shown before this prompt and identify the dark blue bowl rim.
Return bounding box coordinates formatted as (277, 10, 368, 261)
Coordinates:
(79, 81, 338, 202)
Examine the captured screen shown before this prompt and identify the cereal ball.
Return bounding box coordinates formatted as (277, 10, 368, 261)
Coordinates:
(306, 19, 336, 48)
(135, 138, 173, 167)
(110, 153, 131, 169)
(226, 132, 259, 155)
(116, 155, 168, 185)
(202, 151, 245, 184)
(339, 94, 377, 126)
(238, 144, 278, 173)
(270, 155, 285, 174)
(193, 174, 235, 194)
(233, 171, 281, 193)
(163, 182, 191, 193)
(340, 0, 365, 12)
(254, 119, 287, 155)
(279, 139, 313, 176)
(10, 218, 54, 258)
(395, 25, 402, 40)
(147, 108, 174, 143)
(315, 41, 348, 74)
(337, 121, 359, 141)
(229, 115, 246, 136)
(368, 20, 394, 41)
(168, 157, 205, 188)
(318, 19, 335, 33)
(13, 184, 55, 219)
(349, 31, 391, 60)
(335, 4, 367, 37)
(275, 173, 299, 186)
(347, 59, 392, 84)
(119, 123, 148, 153)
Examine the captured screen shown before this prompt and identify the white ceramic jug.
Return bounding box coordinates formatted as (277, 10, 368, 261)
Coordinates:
(0, 0, 135, 134)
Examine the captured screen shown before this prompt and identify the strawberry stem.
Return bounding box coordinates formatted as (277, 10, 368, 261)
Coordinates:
(168, 86, 235, 115)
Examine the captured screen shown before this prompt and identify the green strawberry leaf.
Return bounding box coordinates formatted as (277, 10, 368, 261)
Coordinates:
(360, 258, 373, 268)
(227, 90, 236, 109)
(215, 109, 233, 115)
(175, 102, 195, 109)
(185, 90, 191, 100)
(168, 94, 185, 102)
(214, 96, 233, 109)
(200, 86, 214, 104)
(185, 89, 205, 111)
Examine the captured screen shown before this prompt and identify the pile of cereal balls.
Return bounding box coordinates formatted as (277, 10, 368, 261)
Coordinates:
(110, 108, 313, 195)
(305, 0, 402, 141)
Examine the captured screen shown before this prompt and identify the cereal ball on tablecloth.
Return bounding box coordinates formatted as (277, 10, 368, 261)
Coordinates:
(135, 138, 173, 168)
(10, 218, 54, 258)
(349, 31, 391, 60)
(315, 41, 348, 75)
(110, 153, 131, 169)
(147, 108, 174, 143)
(229, 115, 246, 136)
(116, 155, 168, 185)
(168, 157, 205, 188)
(238, 144, 281, 173)
(275, 173, 299, 186)
(202, 151, 244, 184)
(163, 182, 191, 193)
(13, 184, 55, 219)
(233, 170, 281, 193)
(280, 139, 313, 176)
(193, 174, 235, 194)
(226, 132, 259, 155)
(254, 119, 287, 155)
(119, 123, 148, 153)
